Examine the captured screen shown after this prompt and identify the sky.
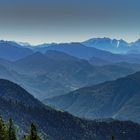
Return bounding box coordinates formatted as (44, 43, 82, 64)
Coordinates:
(0, 0, 140, 44)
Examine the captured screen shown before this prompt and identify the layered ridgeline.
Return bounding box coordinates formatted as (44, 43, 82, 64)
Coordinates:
(14, 51, 140, 99)
(1, 39, 140, 60)
(0, 51, 140, 99)
(1, 39, 140, 64)
(45, 71, 140, 123)
(0, 79, 140, 140)
(1, 40, 140, 99)
(34, 42, 140, 64)
(34, 38, 140, 54)
(1, 50, 140, 99)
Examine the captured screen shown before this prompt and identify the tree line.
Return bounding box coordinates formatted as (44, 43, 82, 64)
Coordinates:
(0, 116, 41, 140)
(0, 116, 116, 140)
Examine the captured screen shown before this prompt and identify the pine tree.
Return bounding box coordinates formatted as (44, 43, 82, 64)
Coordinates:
(8, 118, 17, 140)
(0, 116, 8, 140)
(23, 123, 41, 140)
(112, 135, 115, 140)
(23, 135, 28, 140)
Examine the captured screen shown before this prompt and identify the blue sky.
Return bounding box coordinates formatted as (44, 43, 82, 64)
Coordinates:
(0, 0, 140, 44)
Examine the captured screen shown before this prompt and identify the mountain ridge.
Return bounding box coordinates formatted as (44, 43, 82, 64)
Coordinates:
(45, 71, 140, 123)
(1, 79, 140, 140)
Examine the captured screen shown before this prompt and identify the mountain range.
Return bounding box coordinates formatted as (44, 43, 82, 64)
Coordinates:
(33, 42, 140, 64)
(83, 37, 140, 54)
(1, 37, 140, 58)
(0, 79, 140, 140)
(0, 50, 140, 99)
(28, 37, 140, 54)
(45, 71, 140, 123)
(0, 38, 140, 139)
(1, 39, 140, 63)
(0, 39, 140, 100)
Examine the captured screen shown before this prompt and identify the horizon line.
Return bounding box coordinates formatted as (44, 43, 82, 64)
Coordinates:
(0, 37, 139, 46)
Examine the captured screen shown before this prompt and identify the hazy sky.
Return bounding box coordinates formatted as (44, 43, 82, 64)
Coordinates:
(0, 0, 140, 44)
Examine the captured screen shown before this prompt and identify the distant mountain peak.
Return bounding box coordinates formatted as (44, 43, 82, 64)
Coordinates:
(17, 42, 31, 47)
(84, 37, 127, 44)
(83, 37, 130, 53)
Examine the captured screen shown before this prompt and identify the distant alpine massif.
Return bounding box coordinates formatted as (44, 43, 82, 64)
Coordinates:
(83, 37, 140, 54)
(33, 38, 140, 54)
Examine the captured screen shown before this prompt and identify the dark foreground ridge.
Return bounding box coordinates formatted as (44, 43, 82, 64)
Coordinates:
(0, 79, 140, 140)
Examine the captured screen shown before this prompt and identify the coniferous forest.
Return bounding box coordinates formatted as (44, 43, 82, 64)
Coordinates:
(0, 116, 118, 140)
(0, 116, 41, 140)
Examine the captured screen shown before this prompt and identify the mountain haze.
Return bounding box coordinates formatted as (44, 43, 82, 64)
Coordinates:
(12, 51, 140, 99)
